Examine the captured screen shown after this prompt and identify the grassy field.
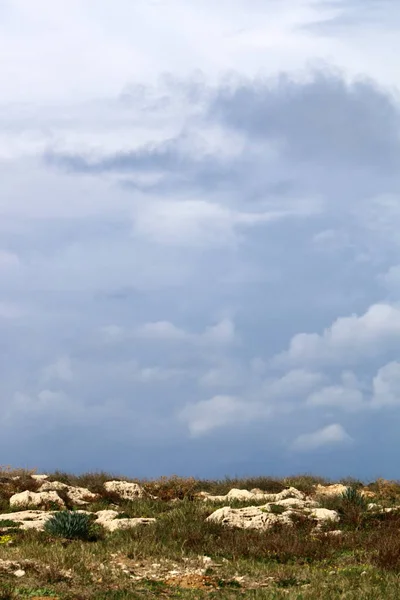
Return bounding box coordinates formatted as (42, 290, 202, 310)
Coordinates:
(1, 469, 400, 599)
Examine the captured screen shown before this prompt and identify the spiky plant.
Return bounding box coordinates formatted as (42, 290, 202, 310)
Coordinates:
(341, 486, 368, 510)
(44, 511, 96, 541)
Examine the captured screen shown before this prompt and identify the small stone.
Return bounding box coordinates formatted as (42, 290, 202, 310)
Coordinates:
(14, 569, 25, 577)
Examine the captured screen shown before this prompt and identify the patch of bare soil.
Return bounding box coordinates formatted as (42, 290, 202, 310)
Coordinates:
(164, 573, 218, 589)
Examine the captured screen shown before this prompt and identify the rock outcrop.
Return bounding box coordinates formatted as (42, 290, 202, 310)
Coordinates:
(0, 510, 56, 530)
(205, 487, 340, 531)
(200, 486, 307, 503)
(207, 502, 339, 530)
(0, 509, 156, 532)
(10, 491, 65, 510)
(207, 506, 295, 529)
(38, 481, 98, 505)
(95, 510, 155, 532)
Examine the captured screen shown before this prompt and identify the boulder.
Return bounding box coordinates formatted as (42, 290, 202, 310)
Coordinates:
(10, 491, 65, 510)
(226, 489, 262, 501)
(104, 481, 148, 500)
(31, 474, 49, 481)
(309, 508, 340, 524)
(38, 481, 97, 505)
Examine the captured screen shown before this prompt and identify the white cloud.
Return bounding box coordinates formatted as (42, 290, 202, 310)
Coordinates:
(42, 357, 73, 383)
(371, 361, 400, 408)
(275, 303, 400, 368)
(131, 198, 308, 248)
(179, 394, 270, 436)
(291, 423, 352, 451)
(0, 0, 336, 104)
(306, 385, 364, 412)
(264, 369, 324, 398)
(201, 319, 237, 346)
(134, 318, 237, 346)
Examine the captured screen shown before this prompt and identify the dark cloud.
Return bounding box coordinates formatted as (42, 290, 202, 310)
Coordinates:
(208, 71, 400, 169)
(46, 71, 400, 208)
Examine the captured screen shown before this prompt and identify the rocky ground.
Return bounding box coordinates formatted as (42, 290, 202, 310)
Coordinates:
(0, 470, 400, 598)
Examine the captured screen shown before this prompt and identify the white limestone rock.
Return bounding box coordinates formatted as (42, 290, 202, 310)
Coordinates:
(206, 506, 294, 530)
(0, 510, 56, 530)
(201, 486, 306, 504)
(38, 481, 98, 505)
(309, 508, 340, 524)
(104, 481, 148, 500)
(10, 490, 65, 510)
(0, 508, 156, 533)
(268, 497, 318, 509)
(94, 509, 155, 531)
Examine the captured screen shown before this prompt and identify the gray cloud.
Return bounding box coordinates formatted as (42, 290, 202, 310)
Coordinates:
(208, 71, 400, 169)
(1, 66, 400, 478)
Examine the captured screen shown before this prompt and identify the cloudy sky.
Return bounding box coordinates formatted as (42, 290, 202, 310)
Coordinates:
(2, 0, 400, 480)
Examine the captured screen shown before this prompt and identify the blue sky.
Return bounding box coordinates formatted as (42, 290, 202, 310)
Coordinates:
(1, 0, 400, 480)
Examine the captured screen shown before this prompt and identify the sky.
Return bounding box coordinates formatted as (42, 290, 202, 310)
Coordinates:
(2, 0, 400, 480)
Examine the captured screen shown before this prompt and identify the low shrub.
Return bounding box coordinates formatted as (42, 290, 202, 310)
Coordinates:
(44, 511, 100, 541)
(143, 475, 198, 501)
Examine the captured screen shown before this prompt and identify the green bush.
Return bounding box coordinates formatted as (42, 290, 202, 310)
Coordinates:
(44, 511, 98, 541)
(341, 486, 368, 510)
(338, 486, 368, 529)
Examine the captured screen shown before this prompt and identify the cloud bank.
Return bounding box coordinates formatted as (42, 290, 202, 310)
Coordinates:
(1, 0, 400, 479)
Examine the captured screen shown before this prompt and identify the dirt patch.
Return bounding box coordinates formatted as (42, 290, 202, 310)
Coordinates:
(164, 573, 218, 589)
